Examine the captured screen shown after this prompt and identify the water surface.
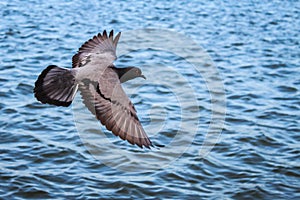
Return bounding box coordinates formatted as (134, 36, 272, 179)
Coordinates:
(1, 0, 299, 199)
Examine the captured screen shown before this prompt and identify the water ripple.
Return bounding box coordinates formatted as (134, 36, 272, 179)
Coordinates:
(0, 0, 299, 199)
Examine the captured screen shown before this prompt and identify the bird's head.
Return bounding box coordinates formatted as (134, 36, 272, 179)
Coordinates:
(117, 66, 146, 83)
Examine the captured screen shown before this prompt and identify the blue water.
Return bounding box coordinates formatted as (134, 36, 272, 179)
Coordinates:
(1, 0, 300, 199)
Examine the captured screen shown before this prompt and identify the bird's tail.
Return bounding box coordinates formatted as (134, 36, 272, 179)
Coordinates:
(34, 65, 78, 107)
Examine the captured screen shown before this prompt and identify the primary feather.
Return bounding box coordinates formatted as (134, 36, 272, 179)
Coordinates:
(33, 30, 152, 148)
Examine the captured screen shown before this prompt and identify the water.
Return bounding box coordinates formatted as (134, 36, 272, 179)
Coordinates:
(1, 0, 299, 199)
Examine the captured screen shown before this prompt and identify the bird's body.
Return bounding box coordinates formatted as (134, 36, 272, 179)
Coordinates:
(34, 30, 152, 148)
(74, 53, 116, 82)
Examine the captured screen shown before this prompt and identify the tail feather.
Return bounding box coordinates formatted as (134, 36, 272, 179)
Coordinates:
(34, 65, 78, 107)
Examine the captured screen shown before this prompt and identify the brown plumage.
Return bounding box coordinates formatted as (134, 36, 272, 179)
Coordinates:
(34, 30, 152, 148)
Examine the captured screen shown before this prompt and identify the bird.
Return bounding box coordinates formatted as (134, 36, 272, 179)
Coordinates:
(33, 30, 152, 148)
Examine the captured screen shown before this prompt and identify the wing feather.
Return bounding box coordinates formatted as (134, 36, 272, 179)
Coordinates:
(72, 30, 121, 68)
(78, 68, 152, 148)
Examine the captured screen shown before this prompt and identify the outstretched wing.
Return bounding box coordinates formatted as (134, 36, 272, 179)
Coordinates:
(72, 30, 121, 68)
(79, 67, 152, 148)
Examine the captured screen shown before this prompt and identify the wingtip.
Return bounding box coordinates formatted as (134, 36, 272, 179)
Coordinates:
(143, 141, 165, 150)
(140, 140, 154, 149)
(113, 31, 121, 48)
(103, 30, 108, 39)
(109, 30, 114, 39)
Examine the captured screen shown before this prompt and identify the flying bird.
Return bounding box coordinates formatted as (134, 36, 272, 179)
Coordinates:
(34, 30, 152, 148)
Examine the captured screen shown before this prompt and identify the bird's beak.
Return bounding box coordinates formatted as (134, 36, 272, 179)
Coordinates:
(140, 75, 146, 79)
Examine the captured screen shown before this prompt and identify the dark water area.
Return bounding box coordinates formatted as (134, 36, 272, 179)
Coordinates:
(1, 0, 299, 199)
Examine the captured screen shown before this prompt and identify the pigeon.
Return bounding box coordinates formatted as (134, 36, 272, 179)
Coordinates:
(34, 30, 152, 148)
